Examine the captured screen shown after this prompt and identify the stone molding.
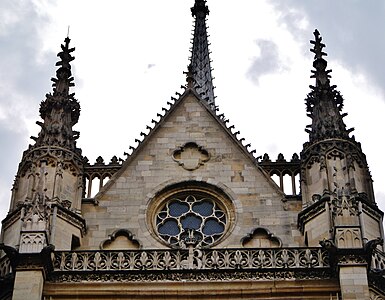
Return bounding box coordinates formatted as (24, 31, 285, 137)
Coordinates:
(50, 269, 333, 283)
(55, 204, 86, 235)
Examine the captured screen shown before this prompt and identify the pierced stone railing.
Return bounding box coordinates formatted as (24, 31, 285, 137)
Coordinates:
(53, 247, 329, 272)
(369, 249, 385, 294)
(372, 248, 385, 270)
(371, 249, 385, 270)
(0, 255, 12, 278)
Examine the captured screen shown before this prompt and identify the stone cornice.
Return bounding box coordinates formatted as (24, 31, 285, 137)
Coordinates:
(54, 204, 86, 235)
(1, 207, 22, 230)
(298, 197, 328, 232)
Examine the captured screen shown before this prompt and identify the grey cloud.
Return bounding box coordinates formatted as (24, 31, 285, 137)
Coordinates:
(0, 0, 57, 220)
(272, 0, 385, 97)
(0, 121, 29, 218)
(247, 39, 284, 84)
(0, 122, 28, 179)
(0, 0, 56, 116)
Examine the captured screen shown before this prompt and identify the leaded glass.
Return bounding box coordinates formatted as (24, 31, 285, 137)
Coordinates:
(155, 193, 227, 248)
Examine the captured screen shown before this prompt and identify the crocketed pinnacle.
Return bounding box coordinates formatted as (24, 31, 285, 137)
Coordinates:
(32, 37, 81, 151)
(305, 29, 353, 143)
(190, 0, 215, 107)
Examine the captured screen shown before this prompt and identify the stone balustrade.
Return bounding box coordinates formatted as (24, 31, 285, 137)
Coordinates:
(52, 247, 329, 272)
(0, 255, 11, 278)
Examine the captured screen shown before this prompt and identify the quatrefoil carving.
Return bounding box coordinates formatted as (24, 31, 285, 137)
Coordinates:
(172, 142, 210, 171)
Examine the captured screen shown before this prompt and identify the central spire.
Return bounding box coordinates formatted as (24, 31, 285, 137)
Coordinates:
(190, 0, 215, 107)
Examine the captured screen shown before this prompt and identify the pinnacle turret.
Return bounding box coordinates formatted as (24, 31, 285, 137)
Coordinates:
(190, 0, 215, 107)
(32, 37, 81, 151)
(305, 30, 353, 144)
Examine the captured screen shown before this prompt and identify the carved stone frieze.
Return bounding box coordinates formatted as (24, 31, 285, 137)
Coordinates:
(337, 254, 367, 265)
(301, 139, 367, 170)
(48, 269, 333, 283)
(18, 146, 83, 178)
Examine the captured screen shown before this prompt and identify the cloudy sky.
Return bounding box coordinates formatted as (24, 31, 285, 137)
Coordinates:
(0, 0, 384, 225)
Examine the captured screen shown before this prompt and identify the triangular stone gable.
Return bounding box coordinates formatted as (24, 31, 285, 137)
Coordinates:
(82, 92, 301, 249)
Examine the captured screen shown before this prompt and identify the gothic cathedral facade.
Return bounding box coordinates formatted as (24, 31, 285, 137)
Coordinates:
(1, 1, 384, 299)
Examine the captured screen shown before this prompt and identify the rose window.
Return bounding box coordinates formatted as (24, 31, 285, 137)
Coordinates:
(155, 194, 227, 248)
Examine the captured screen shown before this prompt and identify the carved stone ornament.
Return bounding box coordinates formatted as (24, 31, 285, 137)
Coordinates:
(172, 142, 210, 171)
(331, 192, 359, 218)
(337, 254, 367, 265)
(241, 227, 282, 248)
(100, 229, 140, 250)
(369, 291, 385, 300)
(19, 232, 47, 253)
(49, 269, 333, 283)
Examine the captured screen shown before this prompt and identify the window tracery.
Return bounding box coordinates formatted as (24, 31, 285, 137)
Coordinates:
(146, 180, 237, 249)
(156, 193, 226, 248)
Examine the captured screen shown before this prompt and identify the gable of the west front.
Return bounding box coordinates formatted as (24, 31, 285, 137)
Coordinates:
(81, 91, 303, 250)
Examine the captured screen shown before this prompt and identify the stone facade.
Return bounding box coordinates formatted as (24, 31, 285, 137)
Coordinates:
(80, 93, 301, 251)
(0, 1, 384, 300)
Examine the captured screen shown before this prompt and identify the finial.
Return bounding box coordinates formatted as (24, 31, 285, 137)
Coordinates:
(310, 29, 327, 60)
(310, 29, 331, 87)
(304, 29, 352, 144)
(51, 37, 75, 96)
(67, 25, 70, 38)
(56, 37, 75, 72)
(34, 37, 80, 151)
(191, 0, 209, 17)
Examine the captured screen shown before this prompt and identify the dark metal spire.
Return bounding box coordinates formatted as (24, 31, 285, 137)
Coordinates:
(190, 0, 215, 107)
(31, 37, 81, 151)
(305, 29, 353, 143)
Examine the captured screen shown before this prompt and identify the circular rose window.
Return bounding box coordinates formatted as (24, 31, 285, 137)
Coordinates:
(155, 192, 228, 248)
